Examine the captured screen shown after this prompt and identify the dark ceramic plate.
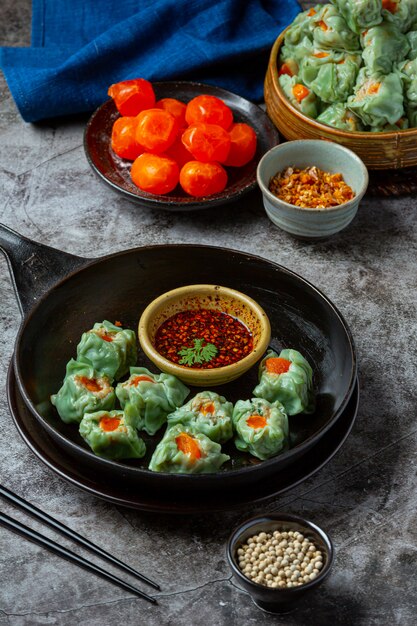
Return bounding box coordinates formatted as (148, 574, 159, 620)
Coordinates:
(7, 365, 359, 513)
(10, 242, 357, 495)
(84, 81, 279, 211)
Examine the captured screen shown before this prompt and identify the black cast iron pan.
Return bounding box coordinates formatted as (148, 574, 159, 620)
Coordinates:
(0, 224, 357, 496)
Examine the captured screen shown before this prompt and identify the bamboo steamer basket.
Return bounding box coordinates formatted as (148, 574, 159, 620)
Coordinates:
(264, 30, 417, 170)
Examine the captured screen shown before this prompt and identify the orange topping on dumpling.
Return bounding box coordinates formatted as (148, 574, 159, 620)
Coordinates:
(131, 375, 155, 386)
(176, 432, 202, 460)
(247, 415, 268, 429)
(265, 357, 292, 375)
(199, 402, 216, 415)
(368, 83, 381, 95)
(292, 84, 310, 103)
(99, 416, 121, 431)
(382, 0, 398, 13)
(279, 63, 294, 77)
(77, 376, 102, 393)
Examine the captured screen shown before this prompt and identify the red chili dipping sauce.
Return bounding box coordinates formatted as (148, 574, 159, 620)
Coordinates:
(154, 309, 253, 369)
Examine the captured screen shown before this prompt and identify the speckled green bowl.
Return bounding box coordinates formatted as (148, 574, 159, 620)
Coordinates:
(257, 140, 369, 239)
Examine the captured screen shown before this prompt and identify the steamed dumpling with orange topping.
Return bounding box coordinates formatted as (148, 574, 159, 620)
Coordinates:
(76, 320, 137, 380)
(382, 0, 417, 34)
(283, 4, 321, 48)
(347, 67, 404, 126)
(311, 4, 359, 51)
(115, 366, 189, 435)
(79, 409, 146, 460)
(51, 359, 116, 424)
(300, 51, 362, 103)
(148, 424, 230, 473)
(278, 74, 320, 118)
(329, 0, 382, 34)
(233, 398, 289, 460)
(361, 20, 409, 74)
(317, 102, 364, 130)
(253, 349, 314, 416)
(166, 391, 233, 443)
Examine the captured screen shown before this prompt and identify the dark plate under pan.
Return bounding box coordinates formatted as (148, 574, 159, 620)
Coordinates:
(84, 81, 279, 211)
(7, 365, 359, 513)
(8, 242, 357, 494)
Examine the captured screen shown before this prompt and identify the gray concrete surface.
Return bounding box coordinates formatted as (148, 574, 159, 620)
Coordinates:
(0, 1, 416, 625)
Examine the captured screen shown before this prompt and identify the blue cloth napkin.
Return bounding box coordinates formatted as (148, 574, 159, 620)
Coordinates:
(0, 0, 300, 123)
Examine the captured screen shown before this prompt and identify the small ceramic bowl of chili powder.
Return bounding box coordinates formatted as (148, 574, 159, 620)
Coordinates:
(138, 284, 271, 386)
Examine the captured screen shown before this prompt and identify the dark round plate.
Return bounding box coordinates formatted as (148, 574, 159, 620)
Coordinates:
(84, 81, 279, 211)
(13, 245, 357, 494)
(7, 364, 359, 513)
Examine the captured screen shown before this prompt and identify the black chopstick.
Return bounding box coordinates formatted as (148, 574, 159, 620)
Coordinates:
(0, 512, 157, 604)
(0, 485, 159, 590)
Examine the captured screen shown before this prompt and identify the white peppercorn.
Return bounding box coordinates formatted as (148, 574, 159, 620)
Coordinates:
(237, 528, 324, 590)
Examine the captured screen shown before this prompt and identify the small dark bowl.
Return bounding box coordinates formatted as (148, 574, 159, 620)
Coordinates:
(227, 513, 334, 613)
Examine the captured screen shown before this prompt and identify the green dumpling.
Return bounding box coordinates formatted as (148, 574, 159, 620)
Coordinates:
(167, 391, 233, 444)
(79, 409, 146, 460)
(312, 5, 359, 51)
(406, 104, 417, 126)
(347, 68, 404, 126)
(400, 58, 417, 120)
(50, 359, 116, 424)
(279, 74, 320, 118)
(329, 0, 383, 34)
(317, 103, 364, 131)
(398, 58, 417, 105)
(383, 0, 417, 33)
(370, 117, 409, 131)
(407, 29, 417, 60)
(115, 366, 189, 435)
(148, 424, 230, 474)
(283, 5, 321, 46)
(76, 320, 137, 381)
(253, 349, 315, 416)
(233, 398, 289, 461)
(301, 52, 361, 103)
(301, 48, 361, 70)
(361, 20, 409, 74)
(280, 37, 313, 66)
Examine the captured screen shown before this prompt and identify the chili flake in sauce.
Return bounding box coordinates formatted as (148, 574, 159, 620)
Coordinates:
(269, 166, 354, 209)
(154, 309, 253, 369)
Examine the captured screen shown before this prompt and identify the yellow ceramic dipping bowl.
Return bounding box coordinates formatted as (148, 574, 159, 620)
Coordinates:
(138, 284, 271, 387)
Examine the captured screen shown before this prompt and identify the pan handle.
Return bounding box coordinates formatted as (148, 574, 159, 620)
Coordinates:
(0, 223, 89, 317)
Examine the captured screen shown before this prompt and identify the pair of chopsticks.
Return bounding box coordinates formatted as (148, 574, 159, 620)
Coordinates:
(0, 485, 159, 604)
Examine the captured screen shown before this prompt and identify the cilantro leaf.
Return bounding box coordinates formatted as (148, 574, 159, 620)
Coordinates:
(200, 343, 217, 362)
(178, 338, 218, 366)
